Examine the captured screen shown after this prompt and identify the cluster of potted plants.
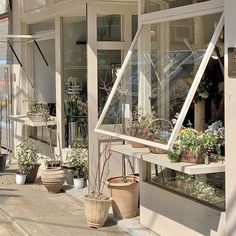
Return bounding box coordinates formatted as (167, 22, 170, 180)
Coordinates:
(168, 121, 224, 164)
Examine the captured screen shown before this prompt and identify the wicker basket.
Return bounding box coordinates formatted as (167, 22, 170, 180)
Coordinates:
(147, 118, 172, 154)
(180, 151, 204, 164)
(130, 141, 146, 148)
(27, 112, 49, 122)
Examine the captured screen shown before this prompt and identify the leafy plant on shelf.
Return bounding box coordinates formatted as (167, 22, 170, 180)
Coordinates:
(16, 141, 40, 175)
(26, 98, 50, 122)
(127, 108, 156, 138)
(168, 124, 221, 164)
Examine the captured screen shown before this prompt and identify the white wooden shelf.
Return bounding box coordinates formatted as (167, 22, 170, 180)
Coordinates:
(111, 144, 225, 175)
(8, 115, 57, 127)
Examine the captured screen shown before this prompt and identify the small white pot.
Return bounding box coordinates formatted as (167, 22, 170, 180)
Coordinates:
(16, 173, 27, 185)
(73, 177, 84, 189)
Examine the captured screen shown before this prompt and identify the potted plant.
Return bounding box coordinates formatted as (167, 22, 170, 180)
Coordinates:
(26, 98, 50, 122)
(84, 137, 113, 228)
(127, 109, 155, 148)
(41, 106, 65, 193)
(16, 141, 41, 184)
(168, 124, 222, 164)
(146, 118, 172, 154)
(64, 138, 88, 188)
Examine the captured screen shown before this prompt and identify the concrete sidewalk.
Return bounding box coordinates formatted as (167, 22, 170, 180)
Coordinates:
(0, 184, 130, 236)
(0, 163, 129, 236)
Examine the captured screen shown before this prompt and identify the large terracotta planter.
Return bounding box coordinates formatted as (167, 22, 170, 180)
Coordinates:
(106, 176, 139, 219)
(84, 195, 112, 228)
(26, 163, 41, 183)
(41, 167, 65, 193)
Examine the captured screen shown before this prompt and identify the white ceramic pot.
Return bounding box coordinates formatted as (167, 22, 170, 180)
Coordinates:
(16, 173, 27, 185)
(73, 177, 84, 189)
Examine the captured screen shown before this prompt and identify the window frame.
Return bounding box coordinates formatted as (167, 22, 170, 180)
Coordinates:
(95, 0, 224, 151)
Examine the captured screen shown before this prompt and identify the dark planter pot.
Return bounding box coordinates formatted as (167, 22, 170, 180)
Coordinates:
(26, 164, 41, 183)
(0, 154, 7, 172)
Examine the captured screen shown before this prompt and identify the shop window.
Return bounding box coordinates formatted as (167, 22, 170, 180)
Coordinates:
(147, 163, 225, 210)
(98, 50, 121, 124)
(63, 17, 87, 147)
(97, 15, 122, 41)
(96, 13, 223, 150)
(144, 0, 209, 13)
(29, 19, 55, 35)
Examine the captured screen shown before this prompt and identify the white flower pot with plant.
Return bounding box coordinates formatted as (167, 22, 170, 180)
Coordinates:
(16, 141, 41, 183)
(16, 173, 27, 185)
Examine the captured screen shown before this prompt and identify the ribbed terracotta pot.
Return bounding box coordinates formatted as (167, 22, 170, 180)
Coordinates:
(106, 176, 139, 219)
(41, 167, 65, 193)
(84, 195, 112, 228)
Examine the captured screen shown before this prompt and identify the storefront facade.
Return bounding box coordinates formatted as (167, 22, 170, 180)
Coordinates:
(8, 0, 236, 235)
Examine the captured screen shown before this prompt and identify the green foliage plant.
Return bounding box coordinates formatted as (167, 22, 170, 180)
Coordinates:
(16, 141, 40, 175)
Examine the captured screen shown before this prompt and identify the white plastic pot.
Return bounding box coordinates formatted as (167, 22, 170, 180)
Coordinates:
(73, 177, 84, 189)
(16, 173, 27, 185)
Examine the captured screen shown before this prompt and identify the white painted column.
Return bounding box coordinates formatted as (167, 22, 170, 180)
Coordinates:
(87, 2, 99, 191)
(225, 1, 236, 235)
(55, 17, 65, 150)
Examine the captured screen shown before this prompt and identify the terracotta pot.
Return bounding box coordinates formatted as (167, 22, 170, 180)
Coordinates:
(41, 167, 65, 193)
(106, 176, 139, 219)
(26, 163, 41, 183)
(84, 195, 112, 228)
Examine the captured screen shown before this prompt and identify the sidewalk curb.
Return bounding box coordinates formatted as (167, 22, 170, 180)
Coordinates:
(0, 208, 31, 236)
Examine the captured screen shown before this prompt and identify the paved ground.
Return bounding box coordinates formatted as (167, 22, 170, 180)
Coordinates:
(0, 163, 129, 236)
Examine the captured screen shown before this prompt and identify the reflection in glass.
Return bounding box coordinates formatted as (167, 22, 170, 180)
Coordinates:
(97, 13, 222, 147)
(97, 15, 122, 41)
(63, 17, 88, 147)
(144, 0, 209, 13)
(149, 164, 225, 210)
(98, 50, 121, 124)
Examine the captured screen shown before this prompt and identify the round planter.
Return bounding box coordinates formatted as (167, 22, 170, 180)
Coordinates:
(26, 163, 41, 183)
(73, 177, 84, 189)
(41, 167, 65, 193)
(16, 173, 26, 185)
(84, 195, 112, 228)
(130, 141, 146, 148)
(106, 176, 139, 219)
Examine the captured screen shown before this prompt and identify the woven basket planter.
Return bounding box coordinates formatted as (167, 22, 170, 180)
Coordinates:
(130, 141, 146, 148)
(148, 145, 167, 154)
(27, 112, 49, 122)
(180, 151, 204, 164)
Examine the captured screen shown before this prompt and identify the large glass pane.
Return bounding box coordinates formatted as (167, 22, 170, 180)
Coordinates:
(63, 17, 87, 147)
(97, 15, 122, 41)
(98, 50, 121, 124)
(96, 13, 222, 149)
(148, 164, 225, 210)
(145, 0, 209, 13)
(29, 20, 55, 35)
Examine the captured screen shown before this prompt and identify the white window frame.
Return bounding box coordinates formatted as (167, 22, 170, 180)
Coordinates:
(95, 0, 224, 151)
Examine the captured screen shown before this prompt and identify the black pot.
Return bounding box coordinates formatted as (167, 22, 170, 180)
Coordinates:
(26, 164, 41, 183)
(0, 154, 7, 172)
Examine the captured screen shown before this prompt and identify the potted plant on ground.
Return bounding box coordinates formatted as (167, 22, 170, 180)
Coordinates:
(64, 138, 88, 188)
(16, 141, 41, 184)
(84, 137, 113, 228)
(41, 103, 65, 193)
